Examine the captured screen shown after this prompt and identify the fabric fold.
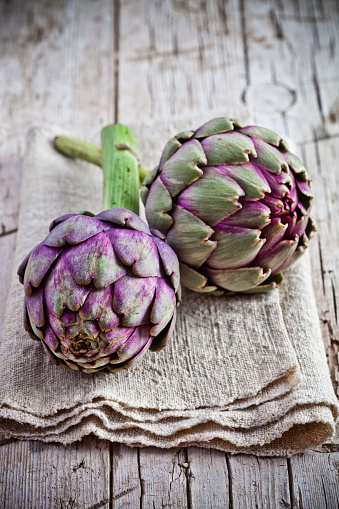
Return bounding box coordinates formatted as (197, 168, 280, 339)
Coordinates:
(0, 120, 337, 456)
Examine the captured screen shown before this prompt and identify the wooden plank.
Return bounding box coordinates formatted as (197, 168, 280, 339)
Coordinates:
(0, 0, 115, 161)
(0, 233, 17, 338)
(228, 454, 290, 509)
(0, 159, 22, 337)
(186, 447, 229, 508)
(0, 437, 110, 509)
(244, 0, 324, 143)
(137, 447, 188, 508)
(111, 444, 141, 508)
(0, 158, 22, 235)
(289, 451, 339, 508)
(242, 0, 293, 137)
(118, 0, 248, 124)
(244, 0, 339, 427)
(313, 0, 339, 138)
(117, 1, 339, 508)
(117, 1, 245, 503)
(302, 137, 339, 396)
(0, 0, 114, 505)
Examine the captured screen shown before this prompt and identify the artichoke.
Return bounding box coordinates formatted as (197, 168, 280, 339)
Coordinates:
(18, 209, 180, 373)
(141, 118, 315, 294)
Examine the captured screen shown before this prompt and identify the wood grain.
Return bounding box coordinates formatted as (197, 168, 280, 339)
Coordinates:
(111, 443, 141, 508)
(186, 447, 230, 508)
(0, 1, 114, 506)
(0, 0, 338, 507)
(243, 0, 336, 143)
(314, 0, 339, 138)
(0, 232, 17, 339)
(289, 451, 339, 508)
(0, 159, 22, 337)
(118, 0, 249, 123)
(304, 137, 339, 395)
(137, 447, 189, 508)
(0, 0, 115, 161)
(0, 437, 110, 509)
(228, 455, 291, 509)
(0, 158, 22, 235)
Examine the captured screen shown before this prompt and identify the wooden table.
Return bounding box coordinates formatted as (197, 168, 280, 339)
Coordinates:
(1, 0, 338, 507)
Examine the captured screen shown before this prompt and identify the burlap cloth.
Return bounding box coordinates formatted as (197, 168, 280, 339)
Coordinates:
(0, 118, 337, 456)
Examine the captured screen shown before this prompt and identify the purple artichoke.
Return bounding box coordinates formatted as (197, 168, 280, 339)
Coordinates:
(18, 209, 180, 373)
(141, 118, 315, 294)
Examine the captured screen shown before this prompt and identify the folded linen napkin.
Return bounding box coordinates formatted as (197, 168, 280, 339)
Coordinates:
(0, 120, 337, 456)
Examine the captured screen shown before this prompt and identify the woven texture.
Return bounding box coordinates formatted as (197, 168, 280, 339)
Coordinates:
(0, 119, 337, 455)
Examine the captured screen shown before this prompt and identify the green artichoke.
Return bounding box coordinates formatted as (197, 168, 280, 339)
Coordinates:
(141, 118, 315, 294)
(18, 209, 180, 373)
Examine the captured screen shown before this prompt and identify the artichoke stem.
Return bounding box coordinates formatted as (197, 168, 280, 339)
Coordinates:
(54, 136, 102, 167)
(101, 124, 140, 214)
(54, 135, 147, 186)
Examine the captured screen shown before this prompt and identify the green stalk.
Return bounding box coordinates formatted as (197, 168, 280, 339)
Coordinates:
(54, 136, 102, 167)
(54, 135, 148, 185)
(101, 124, 140, 214)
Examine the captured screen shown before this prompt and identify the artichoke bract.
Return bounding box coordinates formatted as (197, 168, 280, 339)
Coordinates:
(18, 208, 180, 374)
(141, 118, 316, 294)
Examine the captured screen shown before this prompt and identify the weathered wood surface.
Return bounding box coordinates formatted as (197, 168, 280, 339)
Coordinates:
(111, 444, 141, 508)
(304, 137, 339, 396)
(228, 455, 290, 509)
(187, 448, 230, 508)
(289, 451, 339, 508)
(0, 0, 115, 161)
(0, 0, 338, 507)
(0, 437, 110, 509)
